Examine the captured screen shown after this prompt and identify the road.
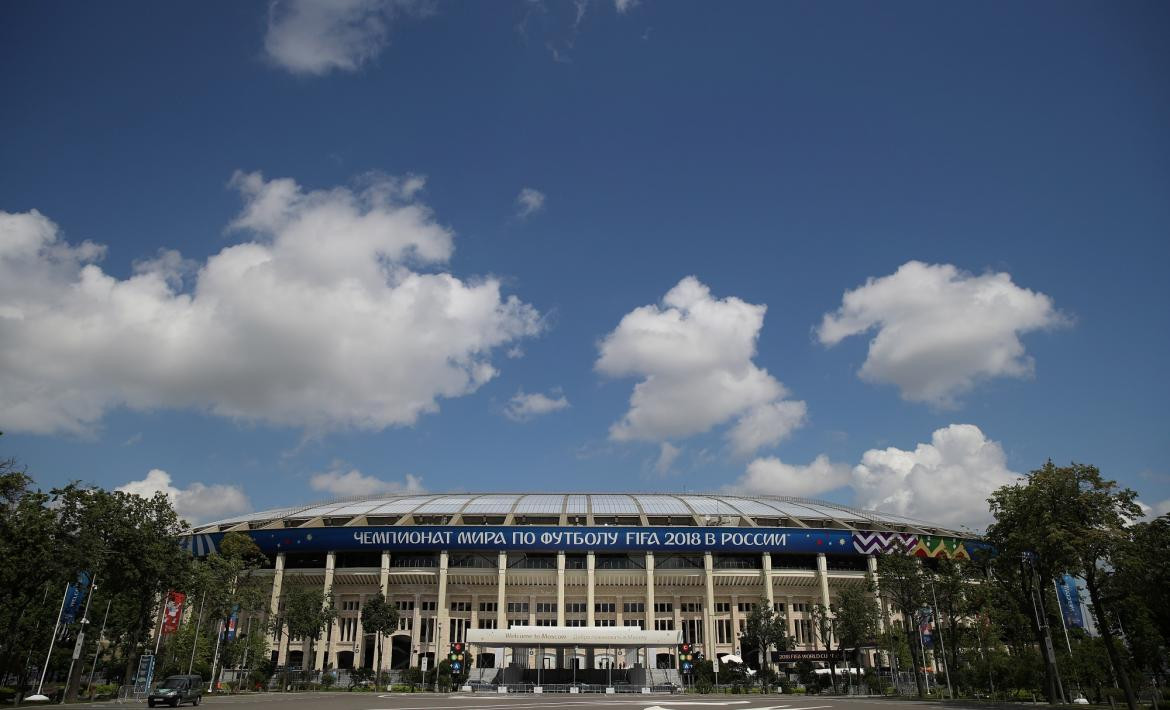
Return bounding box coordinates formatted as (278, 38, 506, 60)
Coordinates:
(53, 693, 995, 710)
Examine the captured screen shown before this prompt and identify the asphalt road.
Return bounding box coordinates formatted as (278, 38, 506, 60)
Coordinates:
(51, 693, 994, 710)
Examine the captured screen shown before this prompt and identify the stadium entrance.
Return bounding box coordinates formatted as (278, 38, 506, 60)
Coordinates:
(466, 626, 684, 689)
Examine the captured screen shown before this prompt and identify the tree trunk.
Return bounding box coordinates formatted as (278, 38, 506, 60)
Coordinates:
(1086, 575, 1137, 710)
(906, 625, 925, 698)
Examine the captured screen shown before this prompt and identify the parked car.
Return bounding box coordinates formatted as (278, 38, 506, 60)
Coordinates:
(147, 674, 203, 707)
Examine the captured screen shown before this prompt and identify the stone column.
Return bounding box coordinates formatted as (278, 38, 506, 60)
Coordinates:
(761, 553, 774, 608)
(379, 551, 390, 673)
(703, 552, 716, 657)
(436, 551, 449, 653)
(268, 553, 285, 663)
(586, 552, 596, 625)
(785, 594, 795, 641)
(355, 593, 367, 668)
(314, 551, 337, 671)
(644, 552, 655, 668)
(586, 552, 596, 668)
(816, 553, 832, 647)
(496, 551, 507, 667)
(557, 551, 566, 625)
(410, 592, 422, 667)
(730, 594, 740, 655)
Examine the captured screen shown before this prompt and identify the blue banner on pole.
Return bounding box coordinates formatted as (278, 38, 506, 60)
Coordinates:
(60, 571, 90, 625)
(1057, 574, 1084, 629)
(225, 605, 240, 641)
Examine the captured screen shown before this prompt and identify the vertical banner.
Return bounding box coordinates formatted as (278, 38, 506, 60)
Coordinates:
(225, 605, 240, 641)
(161, 591, 186, 634)
(918, 607, 934, 649)
(1056, 574, 1085, 629)
(59, 571, 91, 626)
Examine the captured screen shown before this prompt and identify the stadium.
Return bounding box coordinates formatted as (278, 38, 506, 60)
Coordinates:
(184, 493, 984, 687)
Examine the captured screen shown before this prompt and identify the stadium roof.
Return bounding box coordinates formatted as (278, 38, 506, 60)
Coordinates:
(193, 493, 970, 538)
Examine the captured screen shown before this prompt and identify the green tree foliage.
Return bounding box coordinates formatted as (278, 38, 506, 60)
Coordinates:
(359, 592, 399, 687)
(741, 597, 789, 680)
(281, 585, 336, 679)
(877, 552, 929, 697)
(832, 575, 882, 690)
(988, 461, 1143, 710)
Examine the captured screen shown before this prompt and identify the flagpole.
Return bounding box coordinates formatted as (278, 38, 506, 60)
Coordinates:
(33, 582, 71, 698)
(188, 591, 206, 675)
(62, 574, 97, 703)
(86, 599, 112, 701)
(1054, 579, 1084, 699)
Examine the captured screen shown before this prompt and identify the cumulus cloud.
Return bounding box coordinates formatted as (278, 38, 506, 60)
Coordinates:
(817, 261, 1067, 406)
(654, 442, 681, 475)
(596, 277, 805, 455)
(264, 0, 428, 76)
(117, 469, 250, 525)
(0, 173, 540, 435)
(730, 424, 1020, 530)
(515, 188, 546, 219)
(852, 424, 1021, 530)
(309, 466, 424, 497)
(728, 454, 851, 498)
(504, 389, 570, 422)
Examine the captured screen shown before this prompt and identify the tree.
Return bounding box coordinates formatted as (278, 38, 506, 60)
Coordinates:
(741, 598, 789, 684)
(877, 553, 929, 697)
(808, 602, 839, 691)
(988, 461, 1142, 710)
(281, 586, 337, 683)
(360, 592, 399, 690)
(832, 576, 882, 693)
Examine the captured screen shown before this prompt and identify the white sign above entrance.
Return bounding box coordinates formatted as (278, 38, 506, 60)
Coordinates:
(467, 625, 681, 648)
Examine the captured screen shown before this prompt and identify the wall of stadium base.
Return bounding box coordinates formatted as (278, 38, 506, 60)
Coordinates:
(218, 550, 900, 674)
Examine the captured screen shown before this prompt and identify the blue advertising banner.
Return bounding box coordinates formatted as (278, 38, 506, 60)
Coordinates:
(225, 604, 240, 641)
(60, 571, 90, 625)
(1056, 574, 1084, 629)
(193, 525, 859, 556)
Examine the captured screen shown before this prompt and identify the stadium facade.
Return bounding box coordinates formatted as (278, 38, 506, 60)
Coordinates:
(185, 493, 983, 678)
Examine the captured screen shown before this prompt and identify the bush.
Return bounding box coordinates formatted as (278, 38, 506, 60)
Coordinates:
(0, 687, 15, 703)
(93, 683, 119, 699)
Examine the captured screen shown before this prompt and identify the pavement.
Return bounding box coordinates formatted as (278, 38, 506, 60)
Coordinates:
(41, 693, 994, 710)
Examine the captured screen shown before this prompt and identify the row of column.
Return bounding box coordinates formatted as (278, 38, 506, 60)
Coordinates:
(264, 549, 868, 670)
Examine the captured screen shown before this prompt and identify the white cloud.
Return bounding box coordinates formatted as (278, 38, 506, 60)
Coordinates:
(654, 442, 680, 475)
(117, 469, 250, 525)
(727, 400, 808, 458)
(309, 467, 423, 497)
(614, 0, 639, 14)
(817, 261, 1067, 406)
(1138, 498, 1170, 519)
(728, 455, 851, 498)
(852, 424, 1021, 531)
(596, 276, 805, 455)
(515, 188, 546, 219)
(0, 173, 540, 435)
(504, 389, 570, 422)
(729, 423, 1021, 531)
(264, 0, 428, 76)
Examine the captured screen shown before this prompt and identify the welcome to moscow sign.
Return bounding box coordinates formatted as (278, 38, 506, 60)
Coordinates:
(182, 525, 988, 559)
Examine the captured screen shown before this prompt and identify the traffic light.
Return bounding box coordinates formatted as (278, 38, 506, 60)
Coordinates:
(679, 642, 694, 674)
(449, 642, 465, 674)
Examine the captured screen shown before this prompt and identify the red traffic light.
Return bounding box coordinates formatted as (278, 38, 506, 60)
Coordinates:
(453, 642, 463, 652)
(681, 643, 691, 653)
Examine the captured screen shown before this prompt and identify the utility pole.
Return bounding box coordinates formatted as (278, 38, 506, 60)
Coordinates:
(1022, 554, 1066, 704)
(928, 578, 953, 699)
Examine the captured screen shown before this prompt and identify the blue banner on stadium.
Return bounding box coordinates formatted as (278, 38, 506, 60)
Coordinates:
(1056, 574, 1084, 629)
(196, 525, 858, 555)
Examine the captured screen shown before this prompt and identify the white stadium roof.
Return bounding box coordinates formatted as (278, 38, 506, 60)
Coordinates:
(193, 493, 968, 537)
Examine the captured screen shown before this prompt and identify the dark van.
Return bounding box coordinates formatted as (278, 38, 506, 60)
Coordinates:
(147, 674, 203, 707)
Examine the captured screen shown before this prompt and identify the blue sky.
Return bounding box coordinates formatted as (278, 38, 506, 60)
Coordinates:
(1, 0, 1167, 530)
